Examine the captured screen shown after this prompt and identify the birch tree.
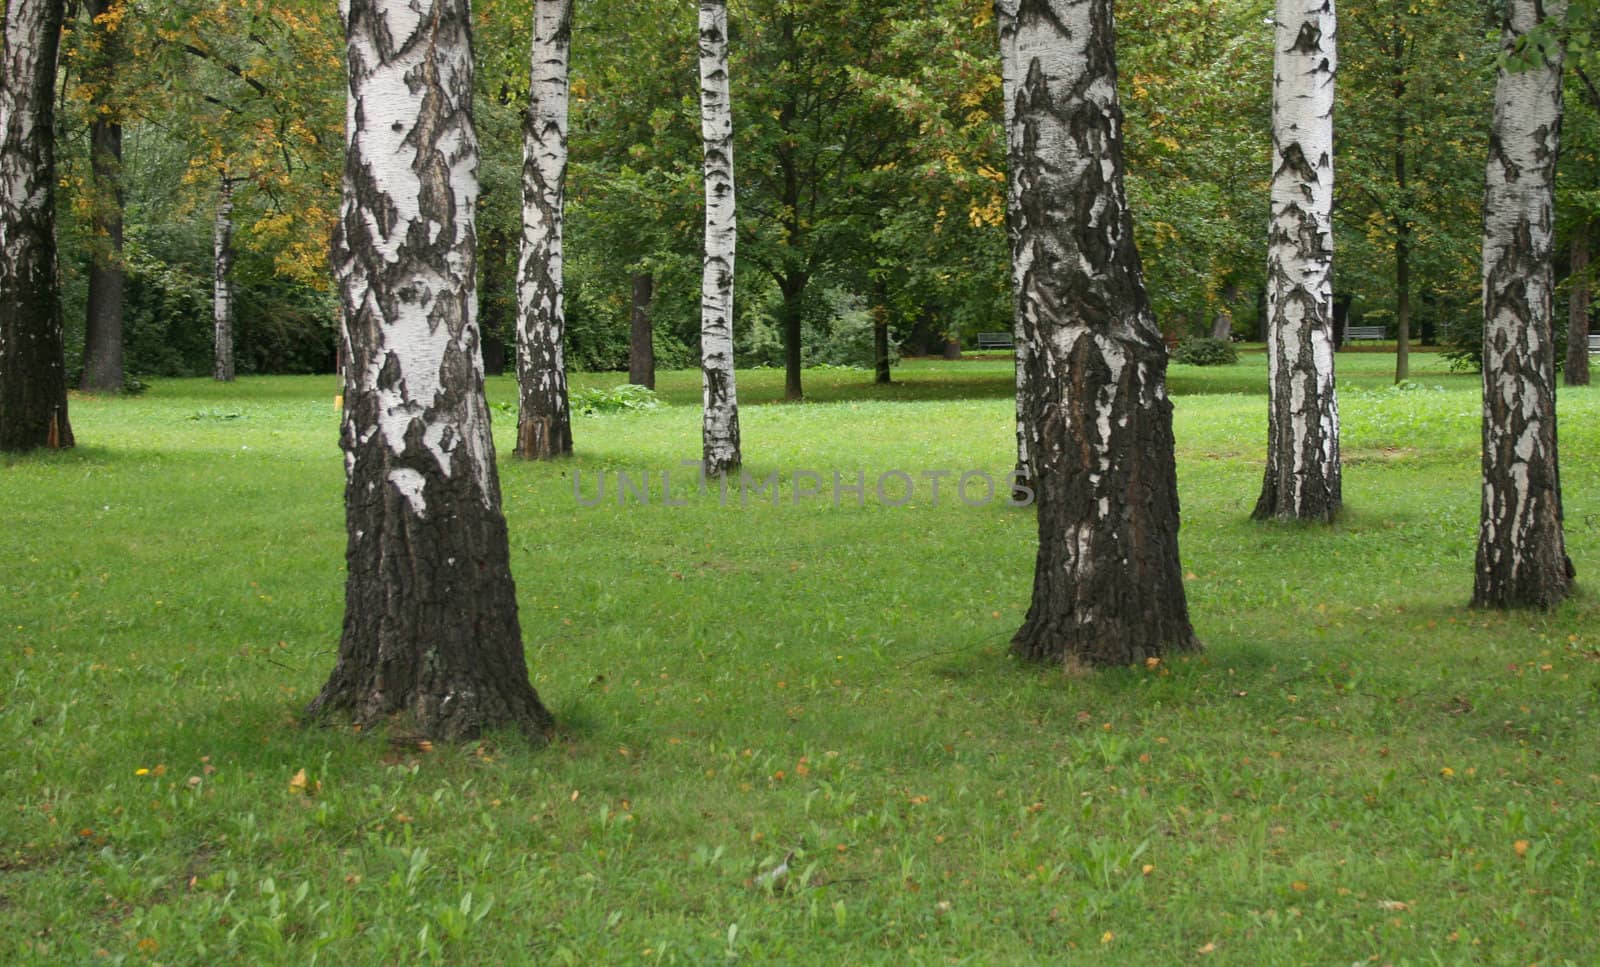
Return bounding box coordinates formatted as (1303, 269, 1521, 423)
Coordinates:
(1255, 0, 1341, 522)
(1474, 0, 1575, 610)
(1006, 0, 1198, 666)
(0, 0, 72, 452)
(309, 0, 553, 740)
(514, 0, 573, 459)
(212, 173, 238, 382)
(996, 0, 1032, 492)
(698, 0, 740, 475)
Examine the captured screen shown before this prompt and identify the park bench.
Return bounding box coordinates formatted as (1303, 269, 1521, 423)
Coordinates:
(1589, 333, 1600, 355)
(976, 331, 1015, 350)
(1345, 325, 1385, 341)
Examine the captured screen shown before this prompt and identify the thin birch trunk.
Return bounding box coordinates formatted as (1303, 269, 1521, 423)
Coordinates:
(0, 0, 72, 451)
(212, 174, 236, 382)
(698, 0, 741, 475)
(311, 0, 552, 741)
(1255, 0, 1342, 522)
(1474, 0, 1574, 609)
(996, 0, 1031, 491)
(514, 0, 574, 459)
(1005, 0, 1198, 667)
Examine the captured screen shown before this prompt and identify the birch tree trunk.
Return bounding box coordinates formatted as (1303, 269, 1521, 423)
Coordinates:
(698, 0, 741, 475)
(996, 0, 1032, 492)
(80, 0, 124, 395)
(1254, 0, 1342, 522)
(0, 0, 72, 452)
(212, 174, 237, 382)
(1565, 228, 1590, 387)
(309, 0, 553, 741)
(629, 271, 655, 389)
(1474, 0, 1574, 610)
(513, 0, 573, 459)
(1006, 0, 1198, 667)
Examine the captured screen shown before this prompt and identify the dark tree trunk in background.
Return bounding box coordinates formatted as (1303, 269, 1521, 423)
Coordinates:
(1254, 0, 1342, 523)
(1474, 0, 1574, 610)
(1566, 227, 1590, 387)
(514, 0, 574, 459)
(629, 271, 655, 389)
(1390, 25, 1412, 382)
(310, 0, 553, 741)
(80, 0, 124, 394)
(212, 174, 237, 382)
(1006, 0, 1198, 667)
(780, 275, 805, 400)
(873, 304, 891, 384)
(0, 0, 73, 452)
(478, 199, 514, 377)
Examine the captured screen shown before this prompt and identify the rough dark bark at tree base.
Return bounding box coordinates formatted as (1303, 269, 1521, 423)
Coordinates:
(306, 454, 555, 741)
(0, 0, 72, 453)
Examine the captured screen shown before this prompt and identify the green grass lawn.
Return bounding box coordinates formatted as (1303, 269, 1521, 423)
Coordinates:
(4, 352, 1599, 963)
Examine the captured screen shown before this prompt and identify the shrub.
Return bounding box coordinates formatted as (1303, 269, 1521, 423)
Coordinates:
(569, 383, 663, 415)
(1171, 336, 1239, 367)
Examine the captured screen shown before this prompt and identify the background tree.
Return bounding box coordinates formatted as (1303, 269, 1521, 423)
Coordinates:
(1007, 0, 1199, 666)
(1339, 0, 1495, 379)
(1474, 0, 1575, 610)
(514, 0, 575, 459)
(310, 0, 552, 740)
(698, 0, 740, 474)
(1255, 0, 1342, 522)
(0, 0, 73, 452)
(212, 171, 238, 381)
(77, 0, 126, 394)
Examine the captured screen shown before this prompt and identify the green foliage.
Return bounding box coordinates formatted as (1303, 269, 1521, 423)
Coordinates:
(568, 383, 664, 415)
(3, 360, 1599, 961)
(1171, 336, 1240, 367)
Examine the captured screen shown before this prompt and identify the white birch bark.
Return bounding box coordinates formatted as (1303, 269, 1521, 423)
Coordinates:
(1475, 0, 1574, 608)
(0, 0, 73, 451)
(212, 174, 237, 382)
(513, 0, 573, 459)
(1255, 0, 1341, 521)
(698, 0, 741, 475)
(996, 0, 1031, 490)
